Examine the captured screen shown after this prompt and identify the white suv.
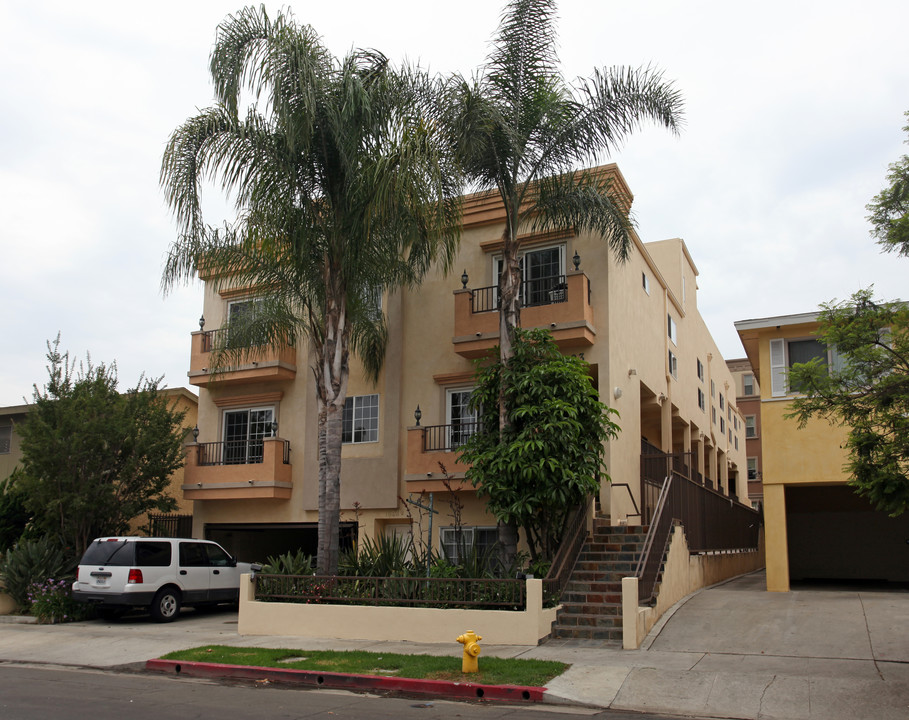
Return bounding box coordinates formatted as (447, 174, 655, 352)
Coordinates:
(72, 537, 258, 622)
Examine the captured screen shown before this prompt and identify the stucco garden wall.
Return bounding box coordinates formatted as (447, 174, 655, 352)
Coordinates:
(238, 575, 558, 646)
(622, 525, 764, 649)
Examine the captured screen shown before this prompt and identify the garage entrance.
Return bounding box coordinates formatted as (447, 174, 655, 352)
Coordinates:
(786, 485, 909, 584)
(204, 522, 358, 565)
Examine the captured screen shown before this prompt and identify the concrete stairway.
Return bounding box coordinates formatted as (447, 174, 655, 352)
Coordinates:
(549, 520, 648, 643)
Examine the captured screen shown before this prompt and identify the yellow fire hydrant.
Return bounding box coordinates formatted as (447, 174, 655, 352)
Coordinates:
(456, 630, 482, 673)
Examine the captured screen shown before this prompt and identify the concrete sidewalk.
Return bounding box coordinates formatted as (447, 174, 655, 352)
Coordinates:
(1, 571, 907, 719)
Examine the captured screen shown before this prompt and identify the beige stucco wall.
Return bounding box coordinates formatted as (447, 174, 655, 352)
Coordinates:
(622, 525, 764, 649)
(238, 575, 557, 646)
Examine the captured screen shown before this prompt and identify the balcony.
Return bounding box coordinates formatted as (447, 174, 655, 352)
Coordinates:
(188, 329, 296, 388)
(183, 437, 293, 500)
(452, 271, 596, 359)
(405, 423, 477, 492)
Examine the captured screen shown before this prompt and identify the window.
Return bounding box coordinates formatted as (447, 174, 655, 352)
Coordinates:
(668, 349, 678, 378)
(440, 526, 498, 565)
(769, 338, 828, 396)
(745, 415, 756, 438)
(711, 379, 715, 398)
(226, 298, 264, 346)
(642, 272, 650, 294)
(493, 244, 565, 307)
(747, 457, 758, 480)
(343, 394, 379, 444)
(719, 393, 725, 411)
(698, 388, 706, 411)
(743, 373, 755, 396)
(734, 436, 739, 450)
(667, 315, 677, 345)
(720, 417, 726, 434)
(446, 388, 478, 449)
(0, 426, 10, 454)
(697, 358, 704, 381)
(712, 406, 716, 424)
(223, 407, 274, 464)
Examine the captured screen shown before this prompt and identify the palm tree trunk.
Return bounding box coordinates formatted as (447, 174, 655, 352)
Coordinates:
(316, 288, 350, 576)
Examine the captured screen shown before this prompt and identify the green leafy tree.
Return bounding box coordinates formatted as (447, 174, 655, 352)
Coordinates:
(786, 289, 909, 515)
(440, 0, 681, 557)
(867, 112, 909, 257)
(160, 7, 460, 575)
(458, 329, 619, 562)
(14, 339, 186, 559)
(0, 472, 32, 553)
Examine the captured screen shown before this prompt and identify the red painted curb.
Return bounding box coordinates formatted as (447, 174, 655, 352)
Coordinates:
(146, 658, 546, 703)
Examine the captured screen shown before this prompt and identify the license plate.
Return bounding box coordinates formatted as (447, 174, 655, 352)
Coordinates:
(94, 577, 106, 586)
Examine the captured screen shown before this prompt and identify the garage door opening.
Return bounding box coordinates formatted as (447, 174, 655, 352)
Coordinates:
(786, 485, 909, 586)
(204, 522, 358, 565)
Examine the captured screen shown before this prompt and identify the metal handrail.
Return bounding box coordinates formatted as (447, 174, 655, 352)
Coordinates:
(543, 496, 593, 604)
(421, 422, 482, 452)
(611, 483, 642, 519)
(469, 274, 568, 314)
(197, 439, 290, 466)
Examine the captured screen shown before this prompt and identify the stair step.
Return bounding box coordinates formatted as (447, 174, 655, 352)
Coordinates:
(550, 626, 624, 641)
(557, 602, 621, 616)
(552, 613, 623, 628)
(561, 591, 622, 604)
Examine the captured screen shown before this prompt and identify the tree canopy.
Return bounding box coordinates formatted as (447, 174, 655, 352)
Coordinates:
(786, 289, 909, 516)
(458, 329, 619, 564)
(160, 6, 460, 574)
(14, 339, 186, 558)
(442, 0, 683, 362)
(867, 111, 909, 257)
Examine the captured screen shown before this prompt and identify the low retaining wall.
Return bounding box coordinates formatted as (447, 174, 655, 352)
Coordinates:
(0, 584, 17, 615)
(238, 575, 559, 646)
(622, 526, 765, 649)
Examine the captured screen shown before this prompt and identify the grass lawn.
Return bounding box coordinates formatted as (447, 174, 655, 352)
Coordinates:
(161, 645, 568, 686)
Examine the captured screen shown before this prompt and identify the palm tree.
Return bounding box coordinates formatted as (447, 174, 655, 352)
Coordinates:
(160, 7, 460, 575)
(445, 0, 683, 362)
(443, 0, 684, 557)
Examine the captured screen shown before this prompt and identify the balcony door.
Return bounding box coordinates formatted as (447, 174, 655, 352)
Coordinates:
(493, 244, 565, 307)
(446, 388, 477, 450)
(223, 407, 274, 465)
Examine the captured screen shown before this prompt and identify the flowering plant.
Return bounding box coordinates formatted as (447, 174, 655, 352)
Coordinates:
(27, 578, 81, 623)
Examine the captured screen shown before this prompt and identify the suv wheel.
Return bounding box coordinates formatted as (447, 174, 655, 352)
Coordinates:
(150, 587, 181, 623)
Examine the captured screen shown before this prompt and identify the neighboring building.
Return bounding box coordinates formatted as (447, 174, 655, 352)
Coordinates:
(0, 389, 198, 535)
(0, 404, 28, 483)
(736, 311, 909, 591)
(726, 358, 762, 507)
(183, 164, 749, 563)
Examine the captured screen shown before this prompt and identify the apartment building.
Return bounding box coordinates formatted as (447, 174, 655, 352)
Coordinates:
(726, 358, 762, 506)
(183, 164, 748, 562)
(736, 311, 909, 591)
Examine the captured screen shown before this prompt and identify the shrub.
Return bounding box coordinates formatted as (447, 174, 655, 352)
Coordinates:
(27, 578, 86, 623)
(0, 536, 73, 609)
(261, 548, 313, 576)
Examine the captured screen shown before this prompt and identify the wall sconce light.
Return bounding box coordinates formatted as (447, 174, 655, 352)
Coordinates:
(198, 315, 206, 330)
(550, 322, 556, 328)
(628, 368, 637, 376)
(426, 472, 433, 478)
(414, 405, 422, 426)
(475, 332, 482, 337)
(192, 426, 199, 442)
(271, 420, 278, 437)
(613, 387, 623, 399)
(196, 482, 203, 487)
(572, 251, 581, 270)
(461, 269, 469, 289)
(248, 479, 254, 484)
(658, 392, 668, 403)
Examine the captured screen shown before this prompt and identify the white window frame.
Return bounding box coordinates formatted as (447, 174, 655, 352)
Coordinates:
(770, 337, 834, 397)
(492, 243, 566, 306)
(642, 272, 650, 294)
(439, 526, 498, 565)
(747, 457, 758, 480)
(745, 415, 757, 438)
(343, 394, 380, 444)
(667, 314, 677, 345)
(743, 373, 755, 396)
(668, 349, 678, 379)
(446, 387, 478, 449)
(222, 405, 275, 464)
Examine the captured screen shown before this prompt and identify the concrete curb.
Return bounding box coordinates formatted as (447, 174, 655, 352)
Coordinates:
(145, 659, 547, 703)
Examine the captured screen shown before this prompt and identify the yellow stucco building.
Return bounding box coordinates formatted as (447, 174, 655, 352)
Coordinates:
(182, 164, 750, 563)
(736, 311, 909, 591)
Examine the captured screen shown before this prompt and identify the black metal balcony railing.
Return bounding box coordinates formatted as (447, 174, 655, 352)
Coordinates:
(422, 422, 482, 452)
(197, 439, 290, 466)
(470, 274, 568, 314)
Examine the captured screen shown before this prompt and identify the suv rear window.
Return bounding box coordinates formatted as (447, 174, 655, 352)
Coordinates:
(80, 540, 171, 567)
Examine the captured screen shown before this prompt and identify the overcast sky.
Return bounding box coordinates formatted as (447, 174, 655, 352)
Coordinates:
(1, 0, 907, 406)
